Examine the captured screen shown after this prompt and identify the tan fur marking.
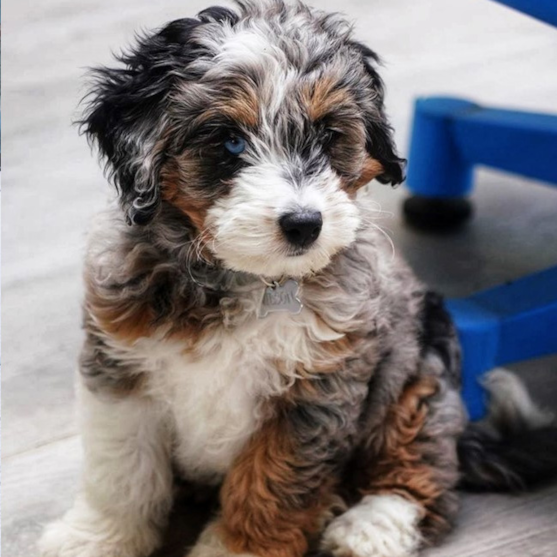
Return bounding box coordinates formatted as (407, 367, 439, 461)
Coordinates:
(221, 417, 330, 557)
(354, 157, 385, 188)
(85, 275, 156, 343)
(302, 76, 353, 122)
(197, 85, 259, 128)
(161, 163, 211, 232)
(160, 162, 218, 267)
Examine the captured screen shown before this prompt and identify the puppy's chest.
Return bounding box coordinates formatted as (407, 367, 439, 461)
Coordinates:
(145, 312, 329, 483)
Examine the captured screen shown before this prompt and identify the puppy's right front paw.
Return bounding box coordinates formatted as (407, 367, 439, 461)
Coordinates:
(38, 517, 155, 557)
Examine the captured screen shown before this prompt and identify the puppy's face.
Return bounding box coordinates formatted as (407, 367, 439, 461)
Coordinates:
(84, 1, 404, 278)
(165, 64, 372, 278)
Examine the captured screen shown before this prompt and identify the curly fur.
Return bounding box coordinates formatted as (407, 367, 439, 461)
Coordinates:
(39, 3, 557, 557)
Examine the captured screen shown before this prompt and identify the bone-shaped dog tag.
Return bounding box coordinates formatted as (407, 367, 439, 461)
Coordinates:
(258, 279, 303, 318)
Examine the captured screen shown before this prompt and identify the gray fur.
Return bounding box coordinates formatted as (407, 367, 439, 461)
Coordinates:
(75, 1, 466, 555)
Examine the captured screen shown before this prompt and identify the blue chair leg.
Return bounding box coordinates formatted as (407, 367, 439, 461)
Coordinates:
(447, 267, 557, 420)
(406, 98, 477, 199)
(403, 98, 478, 230)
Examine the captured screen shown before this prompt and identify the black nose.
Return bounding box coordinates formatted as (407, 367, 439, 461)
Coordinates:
(279, 210, 323, 248)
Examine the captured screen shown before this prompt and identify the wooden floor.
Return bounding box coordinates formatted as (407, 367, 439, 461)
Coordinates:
(2, 0, 557, 556)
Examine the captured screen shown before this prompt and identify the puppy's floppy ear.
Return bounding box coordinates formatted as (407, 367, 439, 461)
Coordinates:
(80, 18, 210, 225)
(352, 42, 406, 186)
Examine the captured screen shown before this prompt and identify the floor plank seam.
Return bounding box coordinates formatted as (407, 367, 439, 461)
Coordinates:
(3, 433, 81, 462)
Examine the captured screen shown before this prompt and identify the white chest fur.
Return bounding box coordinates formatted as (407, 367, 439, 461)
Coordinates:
(138, 304, 345, 483)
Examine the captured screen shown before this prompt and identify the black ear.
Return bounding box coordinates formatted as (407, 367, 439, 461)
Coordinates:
(351, 43, 406, 186)
(80, 18, 209, 225)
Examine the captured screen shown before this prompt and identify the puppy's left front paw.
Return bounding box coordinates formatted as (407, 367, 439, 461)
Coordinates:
(321, 495, 423, 557)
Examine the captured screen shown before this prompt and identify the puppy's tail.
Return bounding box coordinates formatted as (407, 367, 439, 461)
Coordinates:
(458, 368, 557, 492)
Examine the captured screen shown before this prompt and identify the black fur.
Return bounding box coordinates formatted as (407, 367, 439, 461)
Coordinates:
(198, 6, 240, 25)
(80, 17, 208, 225)
(419, 291, 461, 386)
(350, 41, 406, 185)
(458, 423, 557, 492)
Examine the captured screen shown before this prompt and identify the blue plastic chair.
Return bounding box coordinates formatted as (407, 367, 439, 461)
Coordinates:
(404, 1, 557, 420)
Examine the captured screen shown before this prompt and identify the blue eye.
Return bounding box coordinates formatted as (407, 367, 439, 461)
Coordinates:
(224, 135, 246, 155)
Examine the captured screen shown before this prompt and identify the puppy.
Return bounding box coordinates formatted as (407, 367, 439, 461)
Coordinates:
(39, 2, 557, 557)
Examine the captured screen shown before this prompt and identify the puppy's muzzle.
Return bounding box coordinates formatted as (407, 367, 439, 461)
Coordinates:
(279, 210, 323, 249)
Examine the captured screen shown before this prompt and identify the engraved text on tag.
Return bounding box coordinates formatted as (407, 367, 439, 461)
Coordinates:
(258, 279, 303, 318)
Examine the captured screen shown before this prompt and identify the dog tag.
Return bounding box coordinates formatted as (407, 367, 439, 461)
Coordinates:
(258, 279, 303, 318)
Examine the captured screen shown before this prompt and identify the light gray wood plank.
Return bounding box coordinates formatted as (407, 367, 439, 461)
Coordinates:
(2, 437, 82, 557)
(2, 271, 82, 457)
(425, 487, 557, 557)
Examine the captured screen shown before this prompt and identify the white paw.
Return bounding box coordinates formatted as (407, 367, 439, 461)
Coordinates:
(38, 512, 157, 557)
(321, 495, 423, 557)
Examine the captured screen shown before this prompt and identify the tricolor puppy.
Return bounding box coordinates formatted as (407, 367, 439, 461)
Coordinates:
(39, 2, 557, 557)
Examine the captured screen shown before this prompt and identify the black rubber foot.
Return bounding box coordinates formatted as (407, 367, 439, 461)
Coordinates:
(403, 195, 473, 232)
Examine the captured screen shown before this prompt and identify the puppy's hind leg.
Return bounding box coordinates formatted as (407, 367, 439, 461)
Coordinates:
(321, 293, 466, 557)
(322, 372, 466, 557)
(39, 381, 173, 557)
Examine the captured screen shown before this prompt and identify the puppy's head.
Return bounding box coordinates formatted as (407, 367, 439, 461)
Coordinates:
(83, 0, 404, 278)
